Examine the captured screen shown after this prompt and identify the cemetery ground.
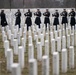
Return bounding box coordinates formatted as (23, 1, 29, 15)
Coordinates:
(0, 28, 76, 75)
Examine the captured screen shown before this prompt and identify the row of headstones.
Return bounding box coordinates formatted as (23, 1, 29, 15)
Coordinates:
(1, 23, 76, 60)
(2, 24, 76, 55)
(8, 48, 74, 75)
(2, 45, 75, 75)
(3, 23, 76, 39)
(1, 36, 75, 75)
(0, 23, 76, 75)
(1, 24, 76, 58)
(24, 23, 75, 75)
(1, 25, 25, 75)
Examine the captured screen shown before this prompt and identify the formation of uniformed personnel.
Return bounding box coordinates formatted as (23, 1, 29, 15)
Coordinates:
(61, 9, 68, 29)
(34, 9, 41, 28)
(1, 9, 76, 30)
(15, 9, 21, 28)
(52, 10, 59, 30)
(43, 9, 50, 30)
(24, 9, 32, 31)
(69, 9, 76, 28)
(0, 10, 8, 27)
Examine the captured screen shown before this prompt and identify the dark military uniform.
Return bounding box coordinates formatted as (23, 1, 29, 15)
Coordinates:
(61, 11, 68, 24)
(34, 11, 41, 28)
(61, 10, 68, 29)
(0, 12, 8, 27)
(15, 11, 21, 28)
(43, 11, 50, 29)
(69, 11, 75, 27)
(52, 12, 59, 30)
(24, 11, 32, 31)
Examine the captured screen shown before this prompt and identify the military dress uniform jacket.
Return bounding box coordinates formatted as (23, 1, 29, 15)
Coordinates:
(15, 12, 21, 25)
(61, 11, 68, 24)
(52, 12, 59, 25)
(0, 12, 8, 27)
(34, 11, 41, 25)
(69, 11, 76, 25)
(24, 12, 32, 26)
(43, 12, 50, 24)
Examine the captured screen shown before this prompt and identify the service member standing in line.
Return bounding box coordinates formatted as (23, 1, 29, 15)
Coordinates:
(61, 9, 68, 29)
(24, 9, 32, 31)
(15, 9, 21, 28)
(69, 9, 76, 29)
(0, 10, 8, 27)
(34, 9, 41, 28)
(43, 9, 50, 30)
(52, 10, 59, 30)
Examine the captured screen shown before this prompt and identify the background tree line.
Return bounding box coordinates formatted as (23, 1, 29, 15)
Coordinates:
(0, 0, 75, 9)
